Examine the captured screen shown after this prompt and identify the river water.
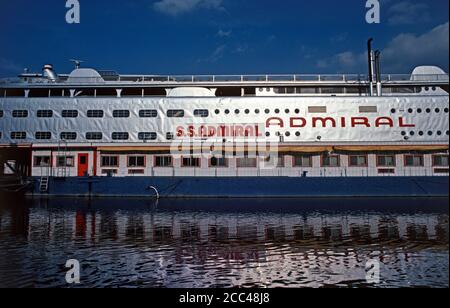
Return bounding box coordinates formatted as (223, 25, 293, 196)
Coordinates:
(0, 195, 448, 288)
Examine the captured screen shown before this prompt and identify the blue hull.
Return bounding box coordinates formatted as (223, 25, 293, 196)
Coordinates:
(28, 176, 449, 198)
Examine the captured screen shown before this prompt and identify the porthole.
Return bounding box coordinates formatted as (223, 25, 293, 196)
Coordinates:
(426, 108, 431, 113)
(285, 109, 290, 114)
(285, 132, 291, 137)
(401, 131, 407, 136)
(391, 109, 396, 114)
(235, 109, 240, 114)
(265, 132, 270, 137)
(446, 131, 449, 136)
(432, 87, 437, 91)
(255, 109, 260, 114)
(435, 108, 440, 113)
(437, 131, 442, 136)
(225, 109, 230, 114)
(275, 132, 281, 137)
(259, 88, 264, 92)
(408, 108, 413, 113)
(274, 109, 280, 114)
(245, 109, 250, 114)
(295, 109, 300, 114)
(215, 109, 220, 115)
(295, 132, 301, 137)
(425, 87, 430, 91)
(428, 131, 433, 136)
(266, 88, 270, 92)
(444, 108, 449, 113)
(410, 131, 415, 136)
(265, 109, 270, 114)
(417, 108, 422, 113)
(419, 131, 424, 136)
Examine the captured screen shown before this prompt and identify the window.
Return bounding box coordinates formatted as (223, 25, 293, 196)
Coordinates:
(237, 157, 257, 168)
(264, 155, 284, 168)
(0, 110, 3, 117)
(101, 156, 119, 167)
(378, 169, 395, 175)
(293, 155, 313, 167)
(62, 110, 78, 118)
(210, 157, 228, 167)
(167, 110, 184, 118)
(87, 110, 104, 118)
(12, 110, 28, 118)
(102, 169, 118, 175)
(194, 109, 209, 118)
(56, 156, 75, 167)
(37, 110, 53, 118)
(112, 132, 129, 140)
(433, 155, 449, 167)
(35, 132, 52, 140)
(322, 154, 340, 167)
(60, 132, 77, 140)
(128, 156, 146, 167)
(33, 156, 51, 167)
(377, 155, 396, 167)
(308, 106, 327, 113)
(113, 110, 130, 118)
(359, 106, 377, 113)
(154, 156, 172, 167)
(139, 110, 157, 118)
(11, 132, 26, 140)
(86, 132, 103, 140)
(349, 155, 368, 167)
(182, 157, 201, 167)
(166, 132, 174, 140)
(138, 132, 157, 141)
(405, 155, 424, 167)
(128, 169, 145, 175)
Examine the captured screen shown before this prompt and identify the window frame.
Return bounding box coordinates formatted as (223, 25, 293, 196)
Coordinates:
(33, 156, 51, 167)
(209, 157, 229, 168)
(348, 155, 369, 167)
(321, 154, 340, 167)
(181, 156, 201, 168)
(404, 154, 424, 167)
(376, 155, 397, 167)
(153, 156, 173, 168)
(432, 154, 449, 167)
(293, 155, 313, 168)
(127, 155, 146, 168)
(101, 156, 119, 167)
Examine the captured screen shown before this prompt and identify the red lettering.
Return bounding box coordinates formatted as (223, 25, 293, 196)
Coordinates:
(312, 117, 337, 128)
(266, 117, 284, 128)
(375, 117, 394, 127)
(399, 117, 415, 128)
(351, 117, 371, 127)
(290, 117, 307, 128)
(340, 117, 346, 128)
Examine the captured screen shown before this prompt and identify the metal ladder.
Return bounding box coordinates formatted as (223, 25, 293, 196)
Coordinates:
(56, 140, 69, 178)
(39, 176, 49, 193)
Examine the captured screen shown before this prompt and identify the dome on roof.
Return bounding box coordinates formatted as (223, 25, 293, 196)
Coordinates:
(67, 68, 104, 83)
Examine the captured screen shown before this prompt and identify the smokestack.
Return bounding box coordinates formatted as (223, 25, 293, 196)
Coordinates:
(43, 64, 57, 82)
(367, 38, 374, 96)
(375, 50, 382, 96)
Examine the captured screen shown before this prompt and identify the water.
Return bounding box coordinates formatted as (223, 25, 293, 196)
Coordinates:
(0, 195, 448, 288)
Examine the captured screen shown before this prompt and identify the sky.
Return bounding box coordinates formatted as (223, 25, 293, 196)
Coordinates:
(0, 0, 448, 77)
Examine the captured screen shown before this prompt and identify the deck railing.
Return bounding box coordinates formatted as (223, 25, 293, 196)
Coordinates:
(1, 74, 448, 85)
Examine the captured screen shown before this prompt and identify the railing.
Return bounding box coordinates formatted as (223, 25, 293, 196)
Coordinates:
(1, 74, 448, 85)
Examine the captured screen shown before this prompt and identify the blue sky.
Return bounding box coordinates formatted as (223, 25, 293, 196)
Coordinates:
(0, 0, 448, 76)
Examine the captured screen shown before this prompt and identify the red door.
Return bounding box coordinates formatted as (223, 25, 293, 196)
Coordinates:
(77, 154, 89, 177)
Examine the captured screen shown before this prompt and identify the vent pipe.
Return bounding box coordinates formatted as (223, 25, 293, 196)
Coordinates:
(375, 50, 382, 96)
(43, 64, 57, 82)
(367, 38, 374, 96)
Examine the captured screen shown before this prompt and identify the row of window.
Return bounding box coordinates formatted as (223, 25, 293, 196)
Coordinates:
(6, 131, 159, 141)
(4, 106, 447, 119)
(401, 130, 450, 137)
(33, 154, 449, 169)
(392, 107, 449, 114)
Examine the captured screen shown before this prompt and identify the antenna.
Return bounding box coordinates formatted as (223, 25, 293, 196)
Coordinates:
(69, 59, 84, 69)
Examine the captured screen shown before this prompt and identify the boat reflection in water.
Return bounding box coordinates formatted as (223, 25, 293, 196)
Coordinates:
(0, 196, 448, 288)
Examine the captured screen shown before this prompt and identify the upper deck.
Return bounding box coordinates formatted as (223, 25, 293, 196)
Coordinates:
(1, 65, 448, 97)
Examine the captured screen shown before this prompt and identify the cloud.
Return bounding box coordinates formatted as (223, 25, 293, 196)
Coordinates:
(199, 45, 226, 63)
(387, 1, 431, 25)
(316, 22, 449, 73)
(153, 0, 224, 16)
(216, 29, 232, 38)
